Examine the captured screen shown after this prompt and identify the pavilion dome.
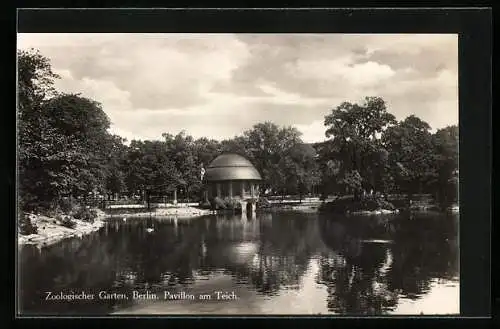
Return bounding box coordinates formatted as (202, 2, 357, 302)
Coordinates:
(204, 153, 262, 182)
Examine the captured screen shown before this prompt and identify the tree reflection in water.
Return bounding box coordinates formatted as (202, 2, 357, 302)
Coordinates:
(18, 211, 458, 315)
(200, 212, 320, 296)
(316, 212, 459, 315)
(387, 212, 459, 299)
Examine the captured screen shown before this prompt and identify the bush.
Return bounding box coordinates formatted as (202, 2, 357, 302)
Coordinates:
(199, 200, 211, 209)
(319, 194, 396, 214)
(378, 199, 396, 210)
(257, 197, 271, 209)
(209, 197, 247, 210)
(59, 215, 77, 229)
(19, 214, 38, 235)
(319, 196, 355, 213)
(59, 197, 79, 213)
(223, 198, 241, 210)
(72, 207, 97, 223)
(210, 197, 227, 210)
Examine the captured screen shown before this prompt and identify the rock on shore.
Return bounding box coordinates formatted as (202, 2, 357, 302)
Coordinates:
(18, 209, 107, 249)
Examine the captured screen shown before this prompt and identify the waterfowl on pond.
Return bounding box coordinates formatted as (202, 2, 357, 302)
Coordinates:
(145, 216, 154, 233)
(201, 242, 207, 257)
(361, 239, 394, 244)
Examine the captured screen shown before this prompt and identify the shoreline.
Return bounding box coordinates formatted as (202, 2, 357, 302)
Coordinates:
(106, 206, 214, 219)
(18, 202, 458, 250)
(17, 209, 107, 249)
(17, 207, 214, 249)
(348, 209, 400, 215)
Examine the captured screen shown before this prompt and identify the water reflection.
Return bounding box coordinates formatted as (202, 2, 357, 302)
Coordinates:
(315, 212, 458, 315)
(18, 211, 459, 315)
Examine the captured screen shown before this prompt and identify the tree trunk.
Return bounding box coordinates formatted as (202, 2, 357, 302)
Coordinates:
(146, 190, 151, 210)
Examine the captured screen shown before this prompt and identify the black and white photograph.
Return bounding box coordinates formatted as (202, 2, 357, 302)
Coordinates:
(17, 32, 460, 316)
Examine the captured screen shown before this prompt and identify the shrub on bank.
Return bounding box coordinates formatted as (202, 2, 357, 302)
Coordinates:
(319, 195, 396, 214)
(223, 198, 241, 210)
(56, 214, 77, 229)
(199, 200, 211, 209)
(210, 197, 227, 210)
(59, 197, 80, 213)
(72, 207, 97, 223)
(19, 214, 38, 235)
(209, 197, 251, 211)
(257, 197, 271, 209)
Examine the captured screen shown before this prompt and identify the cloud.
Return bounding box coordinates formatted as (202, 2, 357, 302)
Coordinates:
(293, 120, 328, 144)
(289, 58, 396, 87)
(17, 33, 458, 142)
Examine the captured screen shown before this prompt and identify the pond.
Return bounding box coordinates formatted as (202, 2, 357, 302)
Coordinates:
(18, 211, 459, 316)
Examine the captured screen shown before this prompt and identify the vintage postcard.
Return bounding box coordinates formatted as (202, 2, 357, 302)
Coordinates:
(17, 31, 460, 316)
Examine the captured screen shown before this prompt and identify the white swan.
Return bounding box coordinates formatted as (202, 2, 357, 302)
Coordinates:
(202, 242, 207, 256)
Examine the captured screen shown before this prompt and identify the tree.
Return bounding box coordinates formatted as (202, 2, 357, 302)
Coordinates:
(314, 141, 342, 198)
(18, 49, 61, 209)
(104, 135, 129, 198)
(41, 94, 112, 199)
(382, 115, 436, 196)
(340, 170, 364, 198)
(219, 136, 250, 158)
(431, 125, 459, 206)
(163, 132, 201, 201)
(282, 143, 321, 201)
(124, 139, 184, 205)
(18, 49, 60, 114)
(321, 97, 396, 199)
(241, 122, 282, 194)
(193, 137, 221, 167)
(18, 49, 122, 210)
(241, 122, 306, 196)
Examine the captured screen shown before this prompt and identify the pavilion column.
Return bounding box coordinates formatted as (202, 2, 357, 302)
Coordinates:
(250, 183, 255, 198)
(216, 183, 221, 198)
(241, 182, 245, 199)
(228, 181, 233, 198)
(173, 188, 177, 205)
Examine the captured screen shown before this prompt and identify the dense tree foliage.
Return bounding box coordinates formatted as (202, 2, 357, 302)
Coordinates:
(316, 97, 458, 206)
(317, 97, 396, 199)
(431, 125, 459, 206)
(18, 50, 113, 209)
(18, 49, 459, 215)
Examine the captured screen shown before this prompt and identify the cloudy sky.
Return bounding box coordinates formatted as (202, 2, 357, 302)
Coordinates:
(17, 33, 458, 143)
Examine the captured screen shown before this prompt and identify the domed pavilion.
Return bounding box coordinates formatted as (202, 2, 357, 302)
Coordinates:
(203, 153, 262, 213)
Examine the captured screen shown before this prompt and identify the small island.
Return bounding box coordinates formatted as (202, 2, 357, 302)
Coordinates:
(319, 194, 398, 215)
